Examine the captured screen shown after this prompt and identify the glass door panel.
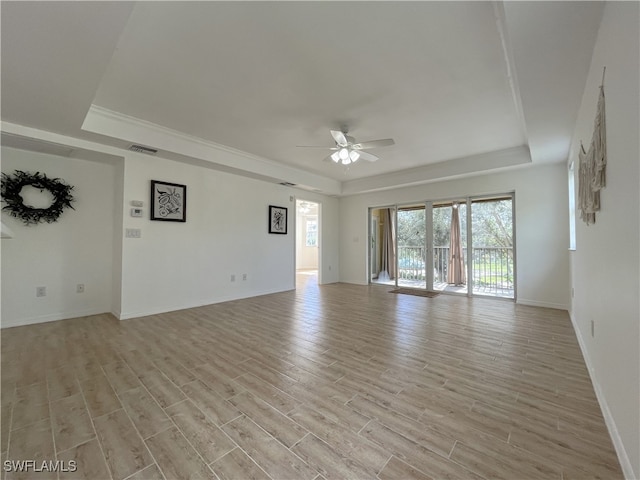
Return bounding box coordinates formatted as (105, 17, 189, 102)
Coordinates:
(470, 197, 514, 298)
(432, 202, 467, 294)
(397, 206, 426, 289)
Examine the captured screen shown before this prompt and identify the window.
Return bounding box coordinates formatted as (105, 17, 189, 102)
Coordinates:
(306, 218, 318, 247)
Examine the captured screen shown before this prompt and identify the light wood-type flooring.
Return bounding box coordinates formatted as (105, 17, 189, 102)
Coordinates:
(1, 273, 623, 479)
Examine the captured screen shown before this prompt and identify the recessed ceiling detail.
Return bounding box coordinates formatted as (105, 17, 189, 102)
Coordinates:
(1, 2, 605, 195)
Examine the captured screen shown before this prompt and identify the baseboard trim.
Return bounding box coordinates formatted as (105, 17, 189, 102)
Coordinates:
(0, 308, 110, 329)
(516, 298, 568, 310)
(569, 312, 636, 479)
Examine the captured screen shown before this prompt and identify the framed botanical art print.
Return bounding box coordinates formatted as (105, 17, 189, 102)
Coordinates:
(269, 205, 287, 234)
(150, 180, 187, 222)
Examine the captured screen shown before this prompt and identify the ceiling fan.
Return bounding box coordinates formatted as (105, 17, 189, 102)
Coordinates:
(298, 129, 395, 165)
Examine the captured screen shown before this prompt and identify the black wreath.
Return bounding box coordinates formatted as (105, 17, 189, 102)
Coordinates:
(1, 170, 75, 226)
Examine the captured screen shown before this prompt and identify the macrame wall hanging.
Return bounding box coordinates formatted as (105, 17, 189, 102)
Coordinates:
(1, 170, 75, 226)
(578, 67, 607, 225)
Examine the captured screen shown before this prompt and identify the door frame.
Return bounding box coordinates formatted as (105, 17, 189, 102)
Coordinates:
(294, 197, 322, 285)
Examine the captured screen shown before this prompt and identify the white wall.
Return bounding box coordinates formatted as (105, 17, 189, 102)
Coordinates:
(0, 126, 341, 326)
(339, 163, 570, 309)
(118, 153, 339, 319)
(1, 147, 116, 327)
(568, 3, 639, 477)
(111, 158, 125, 318)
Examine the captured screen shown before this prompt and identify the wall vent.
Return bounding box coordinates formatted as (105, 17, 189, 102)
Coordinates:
(279, 182, 296, 187)
(128, 144, 158, 155)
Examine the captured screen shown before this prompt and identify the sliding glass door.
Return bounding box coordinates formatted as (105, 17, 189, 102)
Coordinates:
(437, 194, 514, 299)
(369, 194, 515, 299)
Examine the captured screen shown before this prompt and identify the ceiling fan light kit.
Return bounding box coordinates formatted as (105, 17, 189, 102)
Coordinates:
(330, 148, 361, 165)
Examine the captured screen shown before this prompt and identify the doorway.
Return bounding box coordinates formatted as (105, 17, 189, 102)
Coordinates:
(296, 200, 319, 283)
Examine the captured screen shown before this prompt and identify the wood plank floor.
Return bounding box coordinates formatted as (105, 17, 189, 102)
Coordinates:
(1, 273, 622, 479)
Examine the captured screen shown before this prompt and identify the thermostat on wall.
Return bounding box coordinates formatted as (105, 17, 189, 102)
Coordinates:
(131, 200, 144, 207)
(130, 208, 143, 217)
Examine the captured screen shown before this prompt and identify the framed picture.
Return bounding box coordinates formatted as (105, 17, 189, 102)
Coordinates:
(150, 180, 187, 222)
(269, 205, 287, 234)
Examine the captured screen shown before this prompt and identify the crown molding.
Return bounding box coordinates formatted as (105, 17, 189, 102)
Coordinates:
(341, 145, 532, 196)
(7, 107, 536, 198)
(82, 105, 342, 196)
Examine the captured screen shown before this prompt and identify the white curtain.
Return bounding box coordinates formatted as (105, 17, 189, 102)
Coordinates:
(380, 208, 396, 280)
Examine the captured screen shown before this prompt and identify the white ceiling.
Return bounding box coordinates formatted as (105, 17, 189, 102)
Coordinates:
(1, 1, 604, 195)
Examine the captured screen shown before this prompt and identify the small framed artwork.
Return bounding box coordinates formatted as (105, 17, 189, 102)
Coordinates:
(150, 180, 187, 222)
(269, 205, 287, 234)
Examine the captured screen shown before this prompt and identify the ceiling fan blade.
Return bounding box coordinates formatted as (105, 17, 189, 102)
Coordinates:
(352, 138, 395, 150)
(358, 151, 379, 162)
(330, 130, 349, 147)
(296, 145, 339, 150)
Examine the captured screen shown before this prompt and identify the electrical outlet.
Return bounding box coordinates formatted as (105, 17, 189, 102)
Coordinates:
(125, 228, 142, 238)
(77, 284, 85, 293)
(242, 273, 247, 281)
(36, 286, 46, 297)
(230, 274, 236, 282)
(591, 319, 595, 337)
